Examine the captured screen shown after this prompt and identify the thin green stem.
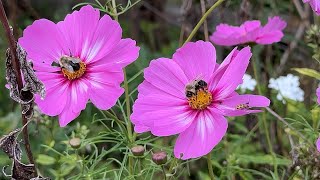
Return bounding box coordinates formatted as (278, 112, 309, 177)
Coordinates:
(161, 165, 167, 180)
(111, 0, 134, 176)
(183, 0, 225, 45)
(206, 152, 215, 180)
(251, 55, 278, 177)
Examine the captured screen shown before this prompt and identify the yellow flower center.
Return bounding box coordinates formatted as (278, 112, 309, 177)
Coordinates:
(59, 56, 86, 80)
(185, 79, 212, 110)
(187, 89, 213, 110)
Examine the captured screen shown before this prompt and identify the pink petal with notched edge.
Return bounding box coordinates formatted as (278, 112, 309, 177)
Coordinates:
(316, 87, 320, 104)
(131, 93, 194, 136)
(134, 124, 150, 133)
(58, 92, 81, 127)
(89, 38, 140, 70)
(56, 5, 100, 58)
(306, 0, 320, 15)
(209, 47, 238, 89)
(173, 41, 216, 81)
(213, 47, 252, 100)
(317, 137, 320, 152)
(57, 5, 122, 63)
(210, 17, 286, 46)
(82, 15, 121, 63)
(174, 110, 228, 160)
(257, 16, 286, 44)
(214, 94, 270, 116)
(256, 31, 284, 44)
(34, 73, 69, 116)
(85, 70, 124, 110)
(143, 58, 189, 99)
(261, 16, 286, 32)
(18, 19, 67, 64)
(239, 21, 261, 43)
(210, 24, 242, 46)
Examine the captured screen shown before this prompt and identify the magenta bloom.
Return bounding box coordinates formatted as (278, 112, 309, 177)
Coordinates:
(303, 0, 320, 15)
(18, 5, 139, 126)
(317, 137, 320, 152)
(210, 16, 287, 46)
(317, 87, 320, 104)
(131, 41, 270, 159)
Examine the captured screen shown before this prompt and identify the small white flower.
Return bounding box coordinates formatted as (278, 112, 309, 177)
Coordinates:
(237, 74, 257, 93)
(268, 74, 304, 103)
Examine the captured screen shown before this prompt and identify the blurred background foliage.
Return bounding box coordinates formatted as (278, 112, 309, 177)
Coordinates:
(0, 0, 320, 179)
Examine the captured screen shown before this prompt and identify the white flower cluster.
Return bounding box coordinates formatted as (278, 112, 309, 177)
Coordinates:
(237, 74, 257, 93)
(268, 74, 304, 103)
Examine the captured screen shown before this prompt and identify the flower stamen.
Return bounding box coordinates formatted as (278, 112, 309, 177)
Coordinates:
(59, 56, 86, 80)
(185, 79, 212, 110)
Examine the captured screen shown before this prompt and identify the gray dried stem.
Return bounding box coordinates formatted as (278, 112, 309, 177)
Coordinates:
(0, 0, 38, 174)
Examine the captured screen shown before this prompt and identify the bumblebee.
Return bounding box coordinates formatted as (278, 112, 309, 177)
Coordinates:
(185, 79, 208, 98)
(59, 56, 82, 73)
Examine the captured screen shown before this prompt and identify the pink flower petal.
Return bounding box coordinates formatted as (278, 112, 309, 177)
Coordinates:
(305, 0, 320, 15)
(174, 110, 228, 160)
(213, 47, 252, 100)
(89, 38, 140, 70)
(59, 96, 81, 127)
(82, 14, 122, 63)
(210, 24, 242, 46)
(35, 74, 69, 116)
(18, 19, 67, 66)
(209, 47, 238, 89)
(256, 16, 286, 44)
(317, 87, 320, 104)
(57, 5, 100, 58)
(317, 137, 320, 152)
(173, 41, 216, 81)
(131, 93, 194, 136)
(210, 17, 286, 46)
(256, 31, 284, 44)
(215, 94, 270, 116)
(85, 71, 124, 110)
(143, 58, 189, 99)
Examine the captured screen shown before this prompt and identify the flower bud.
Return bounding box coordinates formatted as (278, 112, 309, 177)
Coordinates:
(152, 151, 167, 165)
(69, 137, 81, 149)
(131, 145, 145, 157)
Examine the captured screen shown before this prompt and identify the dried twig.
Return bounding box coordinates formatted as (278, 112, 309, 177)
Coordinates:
(0, 0, 36, 173)
(276, 1, 310, 74)
(265, 107, 309, 142)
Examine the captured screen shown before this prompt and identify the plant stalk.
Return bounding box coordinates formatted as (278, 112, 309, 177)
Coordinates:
(111, 0, 134, 176)
(0, 0, 36, 171)
(206, 152, 215, 180)
(183, 0, 225, 45)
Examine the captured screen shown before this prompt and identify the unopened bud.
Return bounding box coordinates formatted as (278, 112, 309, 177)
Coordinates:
(152, 151, 167, 165)
(69, 137, 81, 149)
(131, 145, 145, 157)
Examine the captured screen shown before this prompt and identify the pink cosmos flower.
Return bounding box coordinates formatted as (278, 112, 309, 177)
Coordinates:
(317, 137, 320, 152)
(303, 0, 320, 15)
(317, 87, 320, 104)
(210, 16, 287, 46)
(131, 41, 270, 160)
(18, 5, 139, 127)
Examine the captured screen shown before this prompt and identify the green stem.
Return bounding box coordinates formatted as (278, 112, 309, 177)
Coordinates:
(183, 0, 225, 45)
(206, 152, 215, 180)
(251, 55, 278, 177)
(161, 165, 167, 180)
(111, 0, 134, 176)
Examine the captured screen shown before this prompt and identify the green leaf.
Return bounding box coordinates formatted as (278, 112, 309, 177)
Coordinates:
(36, 154, 56, 165)
(293, 68, 320, 80)
(237, 155, 291, 166)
